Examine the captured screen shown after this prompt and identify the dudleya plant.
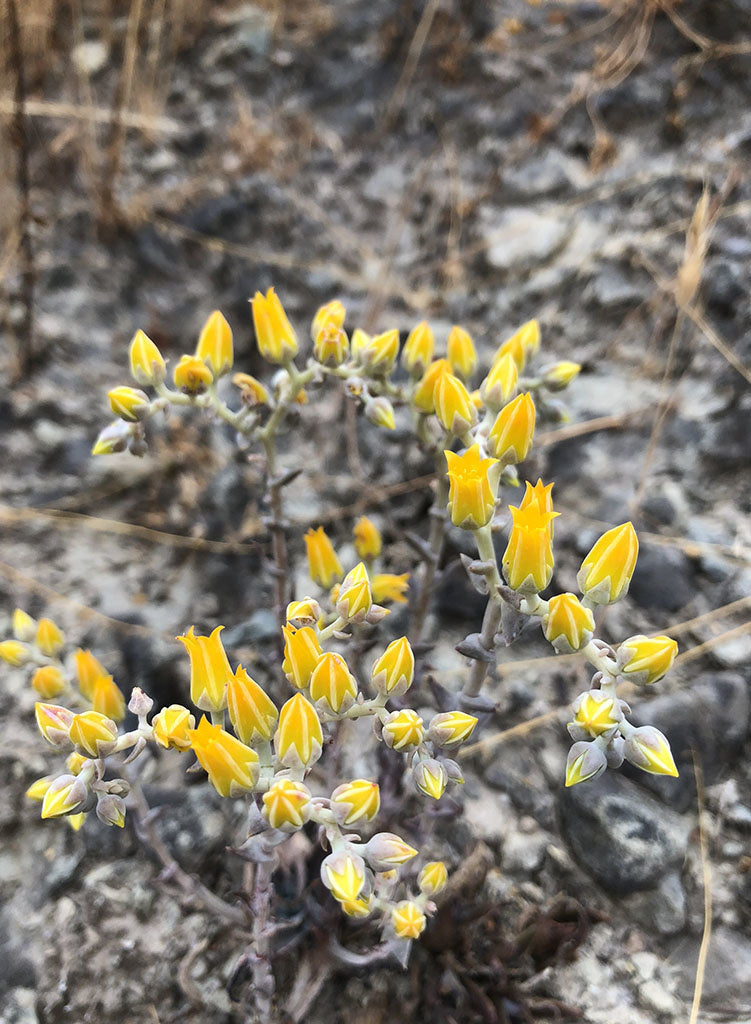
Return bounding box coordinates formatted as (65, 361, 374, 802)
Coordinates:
(2, 288, 680, 1007)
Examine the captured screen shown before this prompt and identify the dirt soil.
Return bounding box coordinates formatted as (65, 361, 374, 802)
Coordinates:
(1, 1, 751, 1022)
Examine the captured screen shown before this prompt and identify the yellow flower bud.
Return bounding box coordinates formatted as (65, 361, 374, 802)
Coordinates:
(564, 741, 607, 787)
(196, 310, 233, 376)
(233, 372, 270, 406)
(108, 385, 150, 422)
(445, 444, 501, 530)
(321, 850, 367, 903)
(616, 634, 678, 685)
(173, 354, 213, 394)
(382, 709, 424, 751)
(188, 716, 259, 797)
(401, 320, 434, 376)
(26, 776, 53, 802)
(336, 562, 372, 623)
(412, 358, 452, 414)
(371, 572, 409, 605)
(447, 325, 477, 380)
(73, 649, 108, 700)
(41, 774, 89, 819)
(481, 353, 518, 409)
(418, 861, 448, 895)
(36, 617, 64, 657)
(392, 901, 426, 939)
(176, 625, 232, 713)
(364, 395, 396, 430)
(624, 726, 678, 777)
(129, 329, 166, 386)
(577, 522, 639, 605)
(152, 704, 195, 751)
(339, 896, 373, 918)
(364, 831, 418, 870)
(67, 813, 87, 831)
(304, 526, 343, 589)
(413, 758, 448, 800)
(275, 693, 323, 770)
(69, 710, 118, 757)
(434, 372, 477, 435)
(91, 674, 126, 722)
(314, 324, 349, 366)
(542, 593, 595, 653)
(251, 287, 298, 364)
(331, 779, 380, 825)
(353, 516, 382, 561)
(493, 320, 539, 370)
(35, 702, 75, 746)
(262, 778, 312, 831)
(502, 501, 558, 594)
(358, 328, 399, 375)
(544, 361, 580, 391)
(12, 608, 36, 642)
(350, 327, 370, 361)
(66, 752, 89, 775)
(91, 420, 131, 456)
(311, 298, 346, 338)
(371, 636, 414, 698)
(227, 665, 278, 744)
(282, 624, 323, 690)
(428, 711, 478, 748)
(571, 691, 623, 738)
(489, 392, 536, 465)
(520, 477, 555, 516)
(31, 665, 66, 700)
(0, 639, 30, 666)
(96, 794, 126, 828)
(309, 652, 358, 714)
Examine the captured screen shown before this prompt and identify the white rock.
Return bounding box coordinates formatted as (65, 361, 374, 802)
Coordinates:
(72, 40, 109, 76)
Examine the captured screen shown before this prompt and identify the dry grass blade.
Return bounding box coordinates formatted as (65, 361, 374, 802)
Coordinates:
(0, 97, 179, 133)
(381, 0, 440, 130)
(459, 708, 565, 760)
(675, 620, 751, 668)
(689, 748, 711, 1024)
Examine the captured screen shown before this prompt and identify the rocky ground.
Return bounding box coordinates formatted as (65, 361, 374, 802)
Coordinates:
(1, 0, 750, 1021)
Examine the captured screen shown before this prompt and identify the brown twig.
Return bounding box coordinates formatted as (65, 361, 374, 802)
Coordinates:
(689, 749, 711, 1024)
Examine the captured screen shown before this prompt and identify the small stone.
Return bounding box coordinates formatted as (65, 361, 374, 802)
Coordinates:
(623, 870, 686, 936)
(639, 979, 680, 1017)
(72, 40, 109, 76)
(481, 208, 569, 272)
(674, 927, 751, 1005)
(628, 543, 695, 612)
(502, 829, 548, 874)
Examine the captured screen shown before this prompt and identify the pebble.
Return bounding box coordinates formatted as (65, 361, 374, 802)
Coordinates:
(481, 208, 569, 272)
(72, 40, 109, 76)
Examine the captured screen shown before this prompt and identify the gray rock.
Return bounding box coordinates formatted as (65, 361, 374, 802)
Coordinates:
(585, 263, 645, 311)
(502, 828, 548, 875)
(558, 772, 689, 894)
(223, 608, 279, 646)
(622, 870, 686, 936)
(0, 989, 37, 1024)
(481, 208, 569, 272)
(628, 543, 696, 612)
(700, 393, 751, 468)
(486, 739, 556, 828)
(673, 927, 751, 1005)
(148, 784, 228, 874)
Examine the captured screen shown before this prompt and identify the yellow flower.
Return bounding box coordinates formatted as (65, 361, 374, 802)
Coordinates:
(542, 593, 595, 653)
(262, 778, 312, 831)
(577, 522, 639, 605)
(313, 324, 349, 366)
(623, 726, 679, 777)
(412, 358, 452, 414)
(67, 813, 87, 831)
(91, 675, 126, 722)
(358, 328, 399, 374)
(233, 372, 270, 406)
(36, 617, 64, 657)
(152, 704, 195, 751)
(66, 752, 89, 775)
(447, 325, 477, 380)
(493, 320, 540, 371)
(129, 329, 166, 386)
(418, 861, 448, 895)
(12, 608, 36, 642)
(227, 665, 278, 744)
(275, 693, 323, 769)
(392, 901, 426, 940)
(353, 516, 382, 561)
(41, 774, 89, 820)
(309, 652, 358, 714)
(382, 709, 424, 751)
(69, 711, 118, 757)
(311, 298, 346, 338)
(434, 372, 477, 435)
(35, 702, 75, 746)
(616, 635, 678, 685)
(564, 741, 608, 787)
(91, 420, 130, 456)
(544, 361, 580, 390)
(445, 444, 501, 530)
(489, 392, 536, 465)
(339, 896, 373, 918)
(336, 562, 372, 623)
(108, 386, 150, 422)
(331, 779, 380, 825)
(364, 832, 418, 870)
(519, 477, 555, 516)
(502, 501, 558, 594)
(251, 287, 298, 364)
(195, 310, 233, 376)
(321, 850, 367, 903)
(73, 649, 108, 700)
(372, 572, 409, 605)
(401, 321, 434, 376)
(173, 354, 213, 393)
(427, 711, 478, 748)
(413, 758, 448, 800)
(176, 625, 232, 713)
(0, 639, 30, 666)
(282, 624, 323, 690)
(26, 776, 53, 802)
(571, 691, 623, 737)
(304, 526, 343, 589)
(188, 716, 259, 797)
(371, 636, 414, 697)
(481, 353, 518, 409)
(285, 599, 322, 629)
(351, 327, 371, 361)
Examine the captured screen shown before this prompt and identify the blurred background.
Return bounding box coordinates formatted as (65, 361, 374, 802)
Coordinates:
(1, 1, 750, 1022)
